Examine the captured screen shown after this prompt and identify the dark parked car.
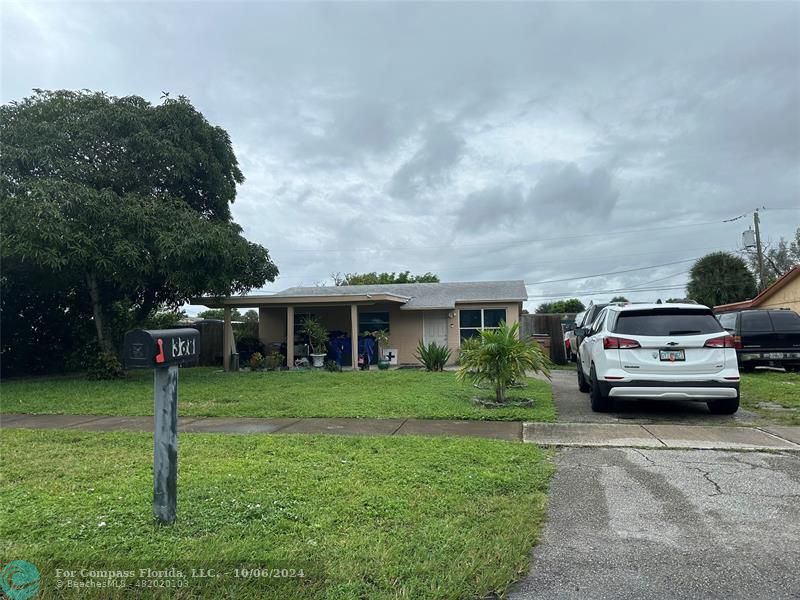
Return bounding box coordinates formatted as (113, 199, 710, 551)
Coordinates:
(573, 303, 610, 355)
(716, 309, 800, 372)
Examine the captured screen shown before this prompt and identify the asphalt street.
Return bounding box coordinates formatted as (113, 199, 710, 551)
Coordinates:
(509, 447, 800, 600)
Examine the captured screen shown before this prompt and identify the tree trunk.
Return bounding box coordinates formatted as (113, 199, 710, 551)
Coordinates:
(86, 272, 112, 353)
(495, 384, 505, 404)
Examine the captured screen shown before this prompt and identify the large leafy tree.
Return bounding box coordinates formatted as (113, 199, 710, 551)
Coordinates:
(535, 298, 585, 313)
(744, 226, 800, 286)
(332, 271, 439, 285)
(687, 252, 756, 308)
(1, 90, 277, 366)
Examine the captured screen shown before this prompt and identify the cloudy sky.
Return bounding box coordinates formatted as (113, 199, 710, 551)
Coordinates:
(3, 1, 799, 312)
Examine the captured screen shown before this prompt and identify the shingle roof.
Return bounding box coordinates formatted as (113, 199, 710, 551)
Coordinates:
(276, 280, 527, 310)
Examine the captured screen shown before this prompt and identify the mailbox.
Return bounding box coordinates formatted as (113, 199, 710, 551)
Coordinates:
(124, 328, 200, 369)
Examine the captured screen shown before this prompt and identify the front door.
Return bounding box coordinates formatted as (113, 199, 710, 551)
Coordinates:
(423, 311, 449, 347)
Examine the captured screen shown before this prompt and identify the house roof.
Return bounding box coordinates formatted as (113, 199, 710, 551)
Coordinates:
(714, 264, 800, 313)
(278, 280, 527, 310)
(193, 280, 527, 310)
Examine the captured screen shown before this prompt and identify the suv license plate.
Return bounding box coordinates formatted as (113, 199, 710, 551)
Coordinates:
(659, 349, 685, 362)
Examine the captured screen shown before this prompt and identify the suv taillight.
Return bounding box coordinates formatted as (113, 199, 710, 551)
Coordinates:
(603, 336, 641, 349)
(704, 334, 736, 349)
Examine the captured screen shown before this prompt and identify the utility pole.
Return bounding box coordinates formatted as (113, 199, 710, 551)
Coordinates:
(753, 209, 765, 292)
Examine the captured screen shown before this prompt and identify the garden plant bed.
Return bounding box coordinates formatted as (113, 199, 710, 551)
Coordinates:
(0, 429, 554, 599)
(472, 397, 536, 408)
(1, 368, 555, 422)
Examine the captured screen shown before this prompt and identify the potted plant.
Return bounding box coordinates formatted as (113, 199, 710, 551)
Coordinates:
(300, 316, 329, 368)
(368, 329, 391, 370)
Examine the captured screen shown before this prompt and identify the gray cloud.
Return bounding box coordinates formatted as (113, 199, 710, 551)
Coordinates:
(2, 1, 799, 309)
(387, 122, 465, 199)
(456, 164, 618, 232)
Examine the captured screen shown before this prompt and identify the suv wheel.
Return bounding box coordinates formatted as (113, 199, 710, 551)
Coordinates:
(577, 358, 590, 392)
(707, 395, 740, 415)
(589, 365, 612, 412)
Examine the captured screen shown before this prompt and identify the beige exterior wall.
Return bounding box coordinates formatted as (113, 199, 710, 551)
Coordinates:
(258, 301, 523, 366)
(258, 307, 286, 345)
(755, 277, 800, 313)
(382, 304, 424, 365)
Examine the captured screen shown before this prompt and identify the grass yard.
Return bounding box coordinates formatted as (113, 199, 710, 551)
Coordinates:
(0, 429, 554, 599)
(0, 368, 555, 422)
(740, 370, 800, 425)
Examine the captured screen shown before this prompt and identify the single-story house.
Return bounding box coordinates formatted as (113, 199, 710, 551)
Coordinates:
(193, 280, 527, 370)
(714, 264, 800, 314)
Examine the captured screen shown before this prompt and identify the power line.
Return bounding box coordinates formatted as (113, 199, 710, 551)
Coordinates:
(526, 284, 690, 300)
(524, 258, 698, 286)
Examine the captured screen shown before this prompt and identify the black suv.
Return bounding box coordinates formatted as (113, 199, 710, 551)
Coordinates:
(572, 303, 609, 355)
(716, 309, 800, 372)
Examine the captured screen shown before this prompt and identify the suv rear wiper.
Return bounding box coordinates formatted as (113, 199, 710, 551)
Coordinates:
(667, 330, 702, 335)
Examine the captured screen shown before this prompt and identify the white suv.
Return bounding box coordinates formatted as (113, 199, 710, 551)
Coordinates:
(576, 304, 740, 414)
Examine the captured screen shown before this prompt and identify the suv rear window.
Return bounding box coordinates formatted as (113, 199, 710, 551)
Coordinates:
(741, 311, 773, 332)
(613, 308, 723, 336)
(769, 311, 800, 332)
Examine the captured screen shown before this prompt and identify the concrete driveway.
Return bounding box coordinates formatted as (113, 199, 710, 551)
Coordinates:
(548, 368, 761, 425)
(509, 447, 800, 600)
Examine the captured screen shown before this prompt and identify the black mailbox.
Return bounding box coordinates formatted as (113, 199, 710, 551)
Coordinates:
(124, 328, 200, 369)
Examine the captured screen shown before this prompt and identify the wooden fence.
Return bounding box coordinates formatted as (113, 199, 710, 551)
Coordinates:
(178, 320, 223, 366)
(520, 313, 578, 364)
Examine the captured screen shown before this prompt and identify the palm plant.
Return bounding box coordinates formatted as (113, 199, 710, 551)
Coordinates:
(457, 322, 550, 404)
(414, 340, 452, 371)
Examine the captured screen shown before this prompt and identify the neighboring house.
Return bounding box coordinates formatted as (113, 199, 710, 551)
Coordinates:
(714, 264, 800, 314)
(193, 280, 527, 370)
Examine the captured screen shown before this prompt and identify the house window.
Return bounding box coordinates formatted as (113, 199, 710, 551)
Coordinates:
(359, 311, 390, 334)
(459, 308, 507, 342)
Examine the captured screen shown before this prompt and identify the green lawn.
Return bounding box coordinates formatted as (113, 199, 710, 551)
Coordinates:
(740, 370, 800, 425)
(0, 429, 554, 599)
(0, 368, 555, 422)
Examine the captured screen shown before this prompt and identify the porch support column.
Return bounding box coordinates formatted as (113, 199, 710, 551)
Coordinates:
(286, 306, 295, 368)
(350, 304, 359, 369)
(223, 306, 232, 372)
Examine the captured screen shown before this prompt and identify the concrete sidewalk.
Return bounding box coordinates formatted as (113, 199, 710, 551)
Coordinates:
(2, 413, 800, 450)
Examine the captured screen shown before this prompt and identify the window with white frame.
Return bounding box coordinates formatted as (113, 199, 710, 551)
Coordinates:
(459, 308, 506, 342)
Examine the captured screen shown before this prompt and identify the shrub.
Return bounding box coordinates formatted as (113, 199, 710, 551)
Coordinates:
(237, 335, 264, 364)
(264, 352, 284, 371)
(457, 322, 550, 404)
(324, 360, 342, 372)
(234, 321, 259, 341)
(86, 351, 125, 380)
(248, 351, 265, 370)
(414, 340, 451, 371)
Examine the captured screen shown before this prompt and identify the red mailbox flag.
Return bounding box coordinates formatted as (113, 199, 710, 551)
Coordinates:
(155, 338, 166, 364)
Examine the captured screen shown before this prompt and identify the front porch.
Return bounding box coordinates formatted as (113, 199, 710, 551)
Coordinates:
(215, 294, 411, 371)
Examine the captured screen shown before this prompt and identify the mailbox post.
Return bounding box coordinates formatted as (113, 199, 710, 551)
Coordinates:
(124, 328, 199, 524)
